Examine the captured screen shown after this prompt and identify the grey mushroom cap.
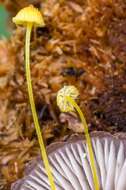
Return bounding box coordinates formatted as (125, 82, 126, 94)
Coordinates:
(11, 132, 126, 190)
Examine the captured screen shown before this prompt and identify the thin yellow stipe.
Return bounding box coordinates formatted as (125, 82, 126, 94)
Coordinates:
(66, 96, 100, 190)
(25, 22, 56, 190)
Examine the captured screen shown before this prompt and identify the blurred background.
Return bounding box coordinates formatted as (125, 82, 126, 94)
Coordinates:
(0, 4, 10, 38)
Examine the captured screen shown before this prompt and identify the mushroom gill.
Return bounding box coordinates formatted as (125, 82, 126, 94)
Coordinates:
(11, 132, 126, 190)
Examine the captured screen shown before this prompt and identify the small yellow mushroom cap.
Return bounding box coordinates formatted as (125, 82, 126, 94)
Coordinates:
(12, 5, 45, 27)
(57, 86, 79, 112)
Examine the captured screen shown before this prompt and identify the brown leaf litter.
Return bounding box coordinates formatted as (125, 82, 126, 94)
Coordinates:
(0, 0, 126, 189)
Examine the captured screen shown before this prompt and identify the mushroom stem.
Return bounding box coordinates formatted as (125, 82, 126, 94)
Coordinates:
(25, 22, 56, 190)
(66, 96, 100, 190)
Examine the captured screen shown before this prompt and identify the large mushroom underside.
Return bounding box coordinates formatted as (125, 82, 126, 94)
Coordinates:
(11, 132, 126, 190)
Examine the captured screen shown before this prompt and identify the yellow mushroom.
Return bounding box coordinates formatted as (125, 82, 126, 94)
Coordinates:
(57, 85, 79, 112)
(57, 86, 100, 190)
(12, 5, 56, 190)
(12, 5, 45, 26)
